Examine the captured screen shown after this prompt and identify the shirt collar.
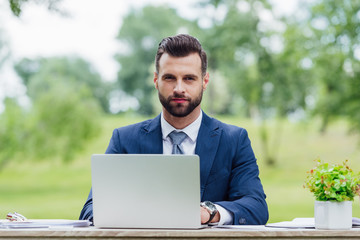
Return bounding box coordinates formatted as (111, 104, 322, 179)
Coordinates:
(161, 111, 203, 143)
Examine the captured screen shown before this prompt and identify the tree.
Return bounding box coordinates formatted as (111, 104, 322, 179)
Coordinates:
(26, 84, 101, 162)
(115, 5, 196, 115)
(0, 56, 104, 169)
(281, 0, 360, 136)
(0, 0, 102, 169)
(0, 98, 27, 169)
(0, 89, 101, 169)
(307, 0, 360, 134)
(14, 56, 110, 112)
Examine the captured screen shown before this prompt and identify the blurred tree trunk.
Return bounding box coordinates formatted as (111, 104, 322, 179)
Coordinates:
(249, 105, 281, 166)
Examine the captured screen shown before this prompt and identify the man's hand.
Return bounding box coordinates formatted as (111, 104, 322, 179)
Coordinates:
(200, 207, 220, 224)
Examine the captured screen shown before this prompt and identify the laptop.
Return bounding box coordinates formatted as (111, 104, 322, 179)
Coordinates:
(91, 154, 203, 229)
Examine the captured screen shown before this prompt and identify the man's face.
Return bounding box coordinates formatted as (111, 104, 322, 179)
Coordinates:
(154, 53, 209, 117)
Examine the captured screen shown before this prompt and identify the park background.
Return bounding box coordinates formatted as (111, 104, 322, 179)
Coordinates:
(0, 0, 359, 223)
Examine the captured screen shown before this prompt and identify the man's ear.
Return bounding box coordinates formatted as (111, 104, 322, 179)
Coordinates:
(203, 72, 209, 90)
(154, 72, 159, 89)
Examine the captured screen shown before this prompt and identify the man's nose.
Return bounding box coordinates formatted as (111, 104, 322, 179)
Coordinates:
(174, 79, 185, 93)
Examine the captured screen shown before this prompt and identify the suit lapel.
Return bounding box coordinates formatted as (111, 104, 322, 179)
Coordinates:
(139, 115, 163, 154)
(195, 113, 221, 198)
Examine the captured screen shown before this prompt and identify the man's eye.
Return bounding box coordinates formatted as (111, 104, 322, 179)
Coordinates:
(184, 77, 194, 81)
(164, 76, 175, 80)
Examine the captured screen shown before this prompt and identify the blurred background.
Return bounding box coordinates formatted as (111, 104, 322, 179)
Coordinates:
(0, 0, 359, 223)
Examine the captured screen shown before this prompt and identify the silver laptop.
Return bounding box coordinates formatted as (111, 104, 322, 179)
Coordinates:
(91, 154, 202, 229)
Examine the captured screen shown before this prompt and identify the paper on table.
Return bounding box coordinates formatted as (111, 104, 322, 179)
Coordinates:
(352, 217, 360, 227)
(266, 217, 360, 229)
(213, 225, 268, 230)
(266, 218, 315, 229)
(0, 219, 91, 229)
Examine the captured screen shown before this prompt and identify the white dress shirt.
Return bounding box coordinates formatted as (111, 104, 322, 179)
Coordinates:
(160, 111, 233, 225)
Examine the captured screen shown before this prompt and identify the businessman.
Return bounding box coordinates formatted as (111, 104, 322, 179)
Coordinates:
(80, 34, 268, 225)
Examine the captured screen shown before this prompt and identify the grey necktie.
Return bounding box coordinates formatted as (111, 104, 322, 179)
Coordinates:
(168, 131, 187, 154)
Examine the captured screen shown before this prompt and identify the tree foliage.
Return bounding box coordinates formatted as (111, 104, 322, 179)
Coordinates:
(281, 0, 360, 133)
(200, 0, 311, 119)
(14, 56, 110, 112)
(0, 98, 27, 169)
(0, 57, 104, 169)
(309, 0, 360, 133)
(0, 93, 101, 169)
(27, 86, 101, 162)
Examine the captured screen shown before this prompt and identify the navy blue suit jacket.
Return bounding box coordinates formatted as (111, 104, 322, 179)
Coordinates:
(80, 112, 268, 225)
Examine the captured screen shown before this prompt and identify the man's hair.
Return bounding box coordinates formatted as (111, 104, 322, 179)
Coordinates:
(155, 34, 207, 77)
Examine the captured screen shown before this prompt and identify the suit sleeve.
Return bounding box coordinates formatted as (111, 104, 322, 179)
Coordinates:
(215, 129, 269, 225)
(79, 129, 120, 221)
(79, 189, 94, 221)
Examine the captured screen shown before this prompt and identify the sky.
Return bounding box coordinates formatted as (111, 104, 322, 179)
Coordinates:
(0, 0, 298, 112)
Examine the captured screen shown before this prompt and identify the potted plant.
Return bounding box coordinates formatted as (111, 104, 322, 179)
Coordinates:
(304, 159, 360, 229)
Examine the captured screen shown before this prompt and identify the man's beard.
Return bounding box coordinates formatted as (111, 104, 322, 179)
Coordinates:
(158, 90, 203, 117)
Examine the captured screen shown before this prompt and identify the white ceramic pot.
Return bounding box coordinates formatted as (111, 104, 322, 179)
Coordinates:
(314, 200, 352, 230)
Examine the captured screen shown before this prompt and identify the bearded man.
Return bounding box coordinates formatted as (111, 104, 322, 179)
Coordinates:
(80, 34, 268, 226)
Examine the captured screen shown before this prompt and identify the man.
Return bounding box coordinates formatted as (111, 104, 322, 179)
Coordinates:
(80, 34, 268, 225)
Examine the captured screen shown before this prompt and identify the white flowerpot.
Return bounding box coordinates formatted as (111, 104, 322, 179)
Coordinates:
(314, 200, 352, 230)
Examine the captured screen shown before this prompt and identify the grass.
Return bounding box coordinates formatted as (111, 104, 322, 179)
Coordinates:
(0, 114, 359, 223)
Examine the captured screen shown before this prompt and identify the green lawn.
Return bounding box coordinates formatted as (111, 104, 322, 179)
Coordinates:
(0, 114, 359, 223)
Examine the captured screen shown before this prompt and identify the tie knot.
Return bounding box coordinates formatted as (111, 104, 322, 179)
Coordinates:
(168, 131, 187, 146)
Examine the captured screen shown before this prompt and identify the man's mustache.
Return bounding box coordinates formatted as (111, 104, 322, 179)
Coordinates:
(169, 93, 189, 100)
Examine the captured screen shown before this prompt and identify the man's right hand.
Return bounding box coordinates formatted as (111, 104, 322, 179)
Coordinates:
(200, 206, 220, 224)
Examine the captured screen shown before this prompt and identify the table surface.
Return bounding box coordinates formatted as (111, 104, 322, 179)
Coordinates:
(1, 227, 360, 239)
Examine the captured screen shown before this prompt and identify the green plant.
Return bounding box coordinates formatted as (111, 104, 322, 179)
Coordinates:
(304, 159, 360, 201)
